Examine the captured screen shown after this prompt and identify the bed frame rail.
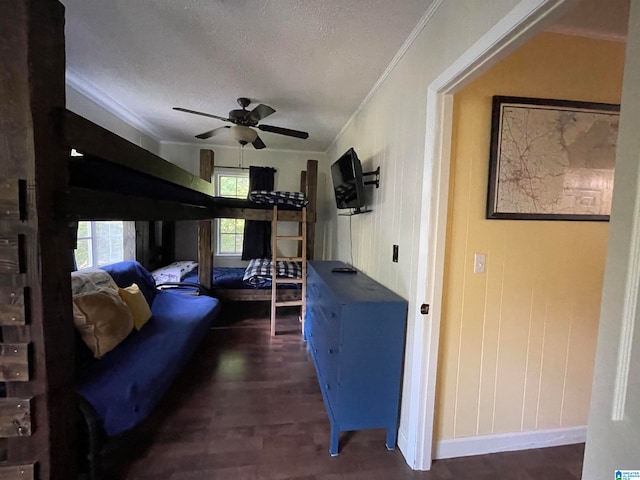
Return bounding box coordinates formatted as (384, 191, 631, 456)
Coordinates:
(62, 110, 216, 221)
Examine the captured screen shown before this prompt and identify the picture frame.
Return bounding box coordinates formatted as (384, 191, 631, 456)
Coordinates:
(487, 96, 620, 221)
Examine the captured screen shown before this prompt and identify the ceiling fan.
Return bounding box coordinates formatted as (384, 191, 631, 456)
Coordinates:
(173, 97, 309, 150)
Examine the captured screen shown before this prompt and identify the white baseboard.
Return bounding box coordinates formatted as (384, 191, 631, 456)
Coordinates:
(397, 428, 413, 467)
(434, 426, 587, 460)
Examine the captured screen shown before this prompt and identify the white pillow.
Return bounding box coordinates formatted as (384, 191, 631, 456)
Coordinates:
(151, 261, 198, 285)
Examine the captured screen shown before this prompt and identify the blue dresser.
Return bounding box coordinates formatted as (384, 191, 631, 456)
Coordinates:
(305, 260, 408, 455)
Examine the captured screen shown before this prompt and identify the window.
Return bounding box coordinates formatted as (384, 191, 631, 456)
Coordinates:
(75, 221, 125, 268)
(215, 171, 249, 255)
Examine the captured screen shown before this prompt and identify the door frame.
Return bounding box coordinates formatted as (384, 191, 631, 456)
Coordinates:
(403, 0, 578, 470)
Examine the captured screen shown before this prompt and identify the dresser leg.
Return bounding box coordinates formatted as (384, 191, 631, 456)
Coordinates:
(330, 427, 340, 456)
(385, 428, 397, 451)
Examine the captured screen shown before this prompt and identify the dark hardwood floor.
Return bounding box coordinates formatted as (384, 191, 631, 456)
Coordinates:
(113, 303, 584, 480)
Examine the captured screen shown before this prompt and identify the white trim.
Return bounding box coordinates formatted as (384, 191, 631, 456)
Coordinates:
(66, 69, 163, 141)
(407, 0, 578, 471)
(435, 426, 587, 459)
(325, 0, 445, 155)
(612, 155, 640, 420)
(545, 25, 627, 43)
(431, 0, 581, 94)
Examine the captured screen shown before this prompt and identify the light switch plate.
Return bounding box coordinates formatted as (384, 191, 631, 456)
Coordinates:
(474, 253, 486, 273)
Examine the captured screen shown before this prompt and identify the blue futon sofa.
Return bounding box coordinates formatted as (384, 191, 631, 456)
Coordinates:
(75, 261, 221, 477)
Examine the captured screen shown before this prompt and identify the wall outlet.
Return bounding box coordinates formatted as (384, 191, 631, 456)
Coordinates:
(474, 253, 486, 273)
(393, 244, 399, 263)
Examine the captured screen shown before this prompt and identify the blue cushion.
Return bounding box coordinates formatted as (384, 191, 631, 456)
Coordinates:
(76, 275, 221, 436)
(101, 261, 157, 305)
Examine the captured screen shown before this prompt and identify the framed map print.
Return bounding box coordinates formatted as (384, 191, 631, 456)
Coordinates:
(487, 96, 620, 221)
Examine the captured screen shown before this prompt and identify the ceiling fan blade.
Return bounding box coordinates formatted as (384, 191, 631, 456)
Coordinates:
(173, 107, 230, 122)
(247, 104, 276, 123)
(258, 124, 309, 139)
(252, 135, 266, 150)
(195, 126, 230, 140)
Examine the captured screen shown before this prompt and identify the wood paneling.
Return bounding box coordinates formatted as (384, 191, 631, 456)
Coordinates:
(0, 287, 25, 326)
(0, 344, 29, 382)
(0, 238, 21, 274)
(0, 464, 35, 480)
(0, 398, 32, 437)
(0, 182, 20, 222)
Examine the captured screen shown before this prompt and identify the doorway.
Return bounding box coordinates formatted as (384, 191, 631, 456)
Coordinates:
(409, 0, 629, 470)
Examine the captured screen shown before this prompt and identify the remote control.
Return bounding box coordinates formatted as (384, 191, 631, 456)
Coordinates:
(332, 267, 357, 273)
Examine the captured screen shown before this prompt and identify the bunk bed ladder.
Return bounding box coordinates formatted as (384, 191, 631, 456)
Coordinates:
(270, 205, 307, 336)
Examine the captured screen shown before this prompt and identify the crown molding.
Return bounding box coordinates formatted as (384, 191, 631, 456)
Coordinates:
(66, 69, 163, 140)
(546, 25, 627, 42)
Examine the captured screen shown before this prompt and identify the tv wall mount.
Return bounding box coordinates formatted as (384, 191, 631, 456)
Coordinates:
(363, 166, 380, 188)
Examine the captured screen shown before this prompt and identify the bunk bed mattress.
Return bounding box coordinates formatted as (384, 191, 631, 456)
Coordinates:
(183, 267, 299, 289)
(76, 290, 221, 436)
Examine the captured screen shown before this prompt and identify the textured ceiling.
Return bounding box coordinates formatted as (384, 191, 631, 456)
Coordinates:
(63, 0, 435, 152)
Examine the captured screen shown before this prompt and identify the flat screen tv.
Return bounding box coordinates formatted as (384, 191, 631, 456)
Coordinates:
(331, 148, 366, 212)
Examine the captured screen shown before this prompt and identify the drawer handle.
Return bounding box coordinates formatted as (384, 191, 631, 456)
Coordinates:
(314, 347, 318, 353)
(330, 312, 336, 318)
(328, 348, 334, 354)
(325, 383, 330, 391)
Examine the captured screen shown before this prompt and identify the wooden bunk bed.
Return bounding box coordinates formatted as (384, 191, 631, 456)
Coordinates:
(194, 150, 317, 302)
(0, 2, 317, 477)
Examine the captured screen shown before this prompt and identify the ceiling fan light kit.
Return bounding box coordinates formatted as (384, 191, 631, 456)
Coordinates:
(173, 97, 309, 150)
(229, 125, 257, 145)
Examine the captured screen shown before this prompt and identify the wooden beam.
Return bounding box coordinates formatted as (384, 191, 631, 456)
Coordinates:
(214, 288, 301, 302)
(198, 150, 214, 290)
(63, 110, 214, 197)
(0, 1, 77, 476)
(212, 206, 315, 222)
(305, 160, 318, 259)
(65, 187, 212, 221)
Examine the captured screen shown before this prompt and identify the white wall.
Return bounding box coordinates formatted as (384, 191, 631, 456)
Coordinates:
(160, 142, 327, 265)
(66, 85, 161, 155)
(322, 0, 531, 463)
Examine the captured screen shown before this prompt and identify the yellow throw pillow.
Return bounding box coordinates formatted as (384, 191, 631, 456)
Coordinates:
(118, 283, 152, 330)
(73, 288, 134, 359)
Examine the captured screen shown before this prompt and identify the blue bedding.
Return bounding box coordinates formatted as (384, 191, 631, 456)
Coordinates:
(183, 267, 247, 289)
(76, 261, 221, 437)
(183, 266, 300, 289)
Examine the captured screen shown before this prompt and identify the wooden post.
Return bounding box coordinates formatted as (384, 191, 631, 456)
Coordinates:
(0, 1, 76, 478)
(198, 150, 214, 290)
(305, 160, 318, 260)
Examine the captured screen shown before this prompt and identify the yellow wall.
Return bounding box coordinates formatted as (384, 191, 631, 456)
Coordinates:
(436, 33, 626, 440)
